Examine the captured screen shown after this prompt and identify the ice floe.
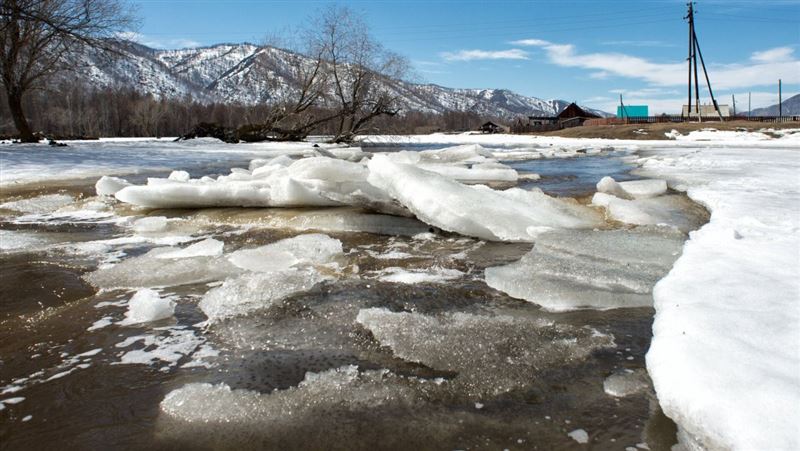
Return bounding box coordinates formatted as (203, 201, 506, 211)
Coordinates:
(356, 308, 614, 397)
(0, 194, 74, 214)
(120, 289, 175, 325)
(367, 154, 602, 241)
(485, 228, 684, 311)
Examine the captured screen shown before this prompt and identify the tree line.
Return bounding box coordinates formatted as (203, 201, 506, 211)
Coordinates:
(2, 1, 489, 142)
(0, 83, 487, 139)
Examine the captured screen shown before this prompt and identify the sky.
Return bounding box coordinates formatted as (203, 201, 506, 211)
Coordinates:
(127, 0, 799, 113)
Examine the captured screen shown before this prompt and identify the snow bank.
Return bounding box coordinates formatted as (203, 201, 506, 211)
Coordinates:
(485, 228, 683, 311)
(367, 154, 602, 241)
(639, 145, 800, 450)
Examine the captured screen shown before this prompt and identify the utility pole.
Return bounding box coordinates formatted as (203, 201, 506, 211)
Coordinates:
(619, 94, 629, 121)
(732, 94, 736, 117)
(685, 2, 724, 122)
(779, 79, 782, 118)
(748, 92, 751, 119)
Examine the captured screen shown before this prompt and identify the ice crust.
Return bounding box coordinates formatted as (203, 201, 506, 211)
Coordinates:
(485, 228, 683, 311)
(597, 176, 667, 199)
(120, 289, 175, 324)
(367, 154, 602, 241)
(603, 370, 650, 398)
(155, 238, 224, 259)
(592, 191, 706, 232)
(356, 308, 614, 397)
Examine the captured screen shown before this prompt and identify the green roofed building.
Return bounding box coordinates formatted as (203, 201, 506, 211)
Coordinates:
(617, 105, 648, 118)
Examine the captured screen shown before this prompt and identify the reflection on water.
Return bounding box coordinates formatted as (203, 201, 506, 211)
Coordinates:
(0, 151, 682, 450)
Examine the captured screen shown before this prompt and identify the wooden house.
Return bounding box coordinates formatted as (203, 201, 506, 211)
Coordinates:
(478, 121, 509, 134)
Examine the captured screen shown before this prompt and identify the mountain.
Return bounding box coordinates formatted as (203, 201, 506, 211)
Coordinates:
(749, 94, 800, 116)
(79, 41, 610, 119)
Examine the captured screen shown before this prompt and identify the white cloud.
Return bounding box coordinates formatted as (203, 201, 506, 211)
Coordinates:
(115, 31, 201, 49)
(509, 37, 800, 90)
(509, 39, 552, 47)
(751, 47, 794, 63)
(440, 49, 529, 62)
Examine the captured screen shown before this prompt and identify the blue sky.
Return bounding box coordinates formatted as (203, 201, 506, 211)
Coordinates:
(129, 0, 799, 113)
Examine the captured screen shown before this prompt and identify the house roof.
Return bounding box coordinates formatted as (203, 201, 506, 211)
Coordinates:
(557, 103, 601, 119)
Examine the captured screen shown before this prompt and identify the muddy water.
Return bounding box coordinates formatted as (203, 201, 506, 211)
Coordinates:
(0, 152, 685, 451)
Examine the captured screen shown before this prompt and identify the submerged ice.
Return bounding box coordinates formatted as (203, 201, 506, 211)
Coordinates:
(485, 228, 684, 311)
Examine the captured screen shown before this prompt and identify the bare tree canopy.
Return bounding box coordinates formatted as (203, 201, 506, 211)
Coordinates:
(249, 5, 409, 142)
(1, 0, 136, 142)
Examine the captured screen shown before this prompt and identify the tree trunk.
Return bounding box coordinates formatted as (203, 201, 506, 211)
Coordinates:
(7, 88, 37, 142)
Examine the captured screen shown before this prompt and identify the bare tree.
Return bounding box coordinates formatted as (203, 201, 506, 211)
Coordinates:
(0, 0, 135, 142)
(312, 5, 409, 142)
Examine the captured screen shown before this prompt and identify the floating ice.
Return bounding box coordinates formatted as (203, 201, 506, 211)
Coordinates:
(597, 176, 668, 200)
(567, 429, 589, 444)
(199, 268, 330, 322)
(228, 234, 342, 273)
(132, 216, 168, 233)
(603, 370, 650, 398)
(84, 246, 240, 289)
(159, 365, 433, 448)
(592, 192, 707, 232)
(376, 266, 464, 284)
(95, 175, 132, 196)
(485, 228, 683, 311)
(120, 289, 175, 325)
(115, 327, 204, 368)
(0, 194, 74, 214)
(356, 308, 613, 397)
(155, 238, 224, 259)
(367, 154, 602, 242)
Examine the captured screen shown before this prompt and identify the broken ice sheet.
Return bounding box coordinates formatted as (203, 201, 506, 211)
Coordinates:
(356, 308, 614, 398)
(485, 228, 684, 311)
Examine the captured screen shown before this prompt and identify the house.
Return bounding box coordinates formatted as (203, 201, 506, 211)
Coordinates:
(681, 104, 731, 118)
(617, 105, 649, 118)
(555, 103, 601, 128)
(478, 121, 509, 134)
(511, 103, 601, 133)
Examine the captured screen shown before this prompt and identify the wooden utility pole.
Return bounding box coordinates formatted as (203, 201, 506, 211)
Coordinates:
(685, 2, 723, 122)
(732, 94, 736, 117)
(779, 79, 782, 118)
(619, 94, 629, 121)
(748, 92, 751, 118)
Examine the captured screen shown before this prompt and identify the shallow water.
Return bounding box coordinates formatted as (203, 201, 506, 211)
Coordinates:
(0, 144, 687, 450)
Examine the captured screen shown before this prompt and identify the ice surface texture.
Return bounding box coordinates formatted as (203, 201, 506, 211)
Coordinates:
(120, 289, 175, 324)
(485, 228, 683, 311)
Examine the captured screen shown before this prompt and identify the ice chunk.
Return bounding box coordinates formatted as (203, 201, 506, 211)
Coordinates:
(356, 308, 614, 397)
(168, 170, 190, 182)
(120, 289, 175, 324)
(199, 268, 331, 322)
(603, 370, 650, 397)
(596, 176, 633, 200)
(376, 266, 464, 284)
(132, 216, 168, 233)
(84, 247, 240, 289)
(155, 238, 224, 259)
(618, 179, 668, 199)
(0, 194, 74, 214)
(95, 175, 132, 196)
(115, 327, 204, 367)
(159, 366, 431, 448)
(227, 234, 342, 273)
(484, 229, 683, 311)
(567, 429, 589, 444)
(367, 154, 602, 242)
(592, 193, 707, 232)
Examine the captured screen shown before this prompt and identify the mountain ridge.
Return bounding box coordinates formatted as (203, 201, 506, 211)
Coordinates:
(80, 41, 610, 120)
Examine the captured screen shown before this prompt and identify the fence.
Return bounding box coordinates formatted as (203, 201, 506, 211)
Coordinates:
(584, 116, 800, 126)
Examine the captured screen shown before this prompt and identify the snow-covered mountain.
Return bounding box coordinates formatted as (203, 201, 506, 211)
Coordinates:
(78, 41, 608, 119)
(749, 93, 800, 116)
